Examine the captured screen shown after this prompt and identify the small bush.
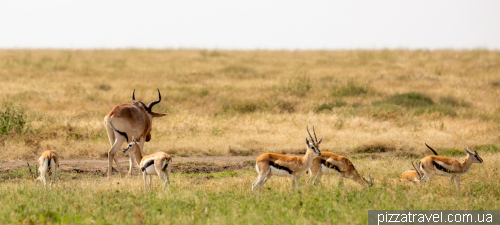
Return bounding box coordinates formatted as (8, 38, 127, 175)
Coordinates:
(439, 95, 471, 108)
(355, 142, 396, 153)
(315, 101, 347, 113)
(223, 100, 267, 114)
(381, 92, 434, 108)
(0, 102, 29, 135)
(221, 65, 257, 74)
(96, 84, 112, 91)
(332, 79, 370, 97)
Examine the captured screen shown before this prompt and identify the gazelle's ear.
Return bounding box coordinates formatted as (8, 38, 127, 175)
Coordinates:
(318, 138, 323, 144)
(305, 138, 310, 145)
(464, 148, 473, 155)
(132, 136, 138, 145)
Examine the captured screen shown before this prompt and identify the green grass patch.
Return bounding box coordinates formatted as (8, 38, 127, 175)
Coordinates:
(0, 101, 29, 135)
(380, 92, 434, 108)
(332, 79, 370, 97)
(315, 101, 348, 113)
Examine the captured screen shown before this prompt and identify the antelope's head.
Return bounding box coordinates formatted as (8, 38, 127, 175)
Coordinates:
(305, 126, 322, 157)
(464, 147, 483, 164)
(132, 89, 168, 142)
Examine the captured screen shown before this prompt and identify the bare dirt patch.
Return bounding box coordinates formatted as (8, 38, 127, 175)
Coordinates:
(0, 156, 257, 178)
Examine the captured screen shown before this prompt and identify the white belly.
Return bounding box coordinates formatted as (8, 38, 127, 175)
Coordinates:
(320, 164, 339, 175)
(270, 166, 292, 177)
(434, 168, 453, 177)
(144, 164, 159, 175)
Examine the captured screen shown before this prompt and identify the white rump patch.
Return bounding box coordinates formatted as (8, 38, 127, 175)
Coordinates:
(270, 166, 291, 177)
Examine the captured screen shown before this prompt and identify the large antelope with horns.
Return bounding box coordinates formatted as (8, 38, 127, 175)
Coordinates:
(37, 150, 59, 188)
(104, 89, 167, 178)
(251, 127, 322, 192)
(400, 143, 439, 183)
(307, 152, 373, 187)
(418, 146, 483, 188)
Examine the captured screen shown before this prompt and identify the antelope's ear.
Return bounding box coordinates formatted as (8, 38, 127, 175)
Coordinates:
(150, 112, 168, 118)
(464, 148, 473, 155)
(318, 138, 323, 144)
(305, 138, 310, 145)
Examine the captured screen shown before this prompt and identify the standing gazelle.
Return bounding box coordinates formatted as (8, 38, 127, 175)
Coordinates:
(418, 147, 483, 188)
(38, 150, 59, 188)
(307, 152, 373, 187)
(139, 152, 172, 192)
(252, 126, 322, 192)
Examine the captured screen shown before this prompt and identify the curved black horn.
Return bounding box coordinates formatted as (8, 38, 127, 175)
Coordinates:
(306, 126, 314, 142)
(313, 126, 318, 142)
(132, 89, 136, 103)
(138, 101, 149, 111)
(147, 88, 161, 109)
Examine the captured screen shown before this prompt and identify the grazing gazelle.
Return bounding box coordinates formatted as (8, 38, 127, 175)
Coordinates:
(38, 150, 59, 188)
(139, 152, 172, 191)
(104, 89, 167, 178)
(307, 152, 373, 187)
(251, 126, 322, 192)
(400, 143, 438, 183)
(418, 147, 483, 188)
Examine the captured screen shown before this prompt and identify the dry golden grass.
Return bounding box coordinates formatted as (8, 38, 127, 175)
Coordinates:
(0, 49, 499, 160)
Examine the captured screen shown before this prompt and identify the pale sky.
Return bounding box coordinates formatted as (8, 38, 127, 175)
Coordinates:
(1, 0, 499, 50)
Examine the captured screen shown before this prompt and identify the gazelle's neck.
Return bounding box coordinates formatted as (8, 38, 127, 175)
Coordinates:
(460, 156, 474, 173)
(301, 147, 315, 166)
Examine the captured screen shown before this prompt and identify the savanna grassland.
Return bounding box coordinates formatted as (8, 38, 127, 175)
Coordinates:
(1, 49, 500, 224)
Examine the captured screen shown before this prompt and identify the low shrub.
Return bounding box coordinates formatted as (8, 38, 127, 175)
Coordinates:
(0, 102, 29, 135)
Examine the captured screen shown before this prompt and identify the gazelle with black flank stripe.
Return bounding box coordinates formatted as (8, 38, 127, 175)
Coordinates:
(139, 152, 172, 191)
(418, 147, 483, 188)
(251, 127, 322, 192)
(38, 150, 59, 188)
(307, 152, 373, 187)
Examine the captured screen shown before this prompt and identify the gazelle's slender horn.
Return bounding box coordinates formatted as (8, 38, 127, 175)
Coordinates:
(412, 161, 421, 180)
(313, 126, 318, 142)
(147, 88, 162, 109)
(138, 101, 149, 111)
(306, 126, 314, 142)
(132, 89, 136, 103)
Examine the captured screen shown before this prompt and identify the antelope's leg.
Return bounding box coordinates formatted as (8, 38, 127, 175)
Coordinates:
(149, 175, 152, 191)
(143, 171, 147, 192)
(128, 154, 134, 177)
(108, 136, 126, 178)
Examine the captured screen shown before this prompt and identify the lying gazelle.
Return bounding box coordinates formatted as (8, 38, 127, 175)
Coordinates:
(111, 122, 172, 191)
(400, 143, 438, 183)
(418, 146, 483, 188)
(38, 150, 59, 188)
(307, 152, 373, 187)
(251, 126, 322, 192)
(399, 162, 421, 183)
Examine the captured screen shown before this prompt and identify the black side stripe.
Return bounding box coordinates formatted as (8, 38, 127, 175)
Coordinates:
(269, 161, 292, 174)
(432, 161, 455, 173)
(141, 159, 155, 172)
(321, 159, 342, 172)
(162, 161, 169, 170)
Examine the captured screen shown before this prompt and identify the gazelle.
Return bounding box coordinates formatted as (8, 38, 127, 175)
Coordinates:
(418, 147, 483, 188)
(399, 162, 421, 183)
(104, 89, 167, 178)
(251, 126, 322, 192)
(37, 150, 59, 188)
(139, 152, 172, 192)
(307, 152, 373, 187)
(400, 143, 438, 183)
